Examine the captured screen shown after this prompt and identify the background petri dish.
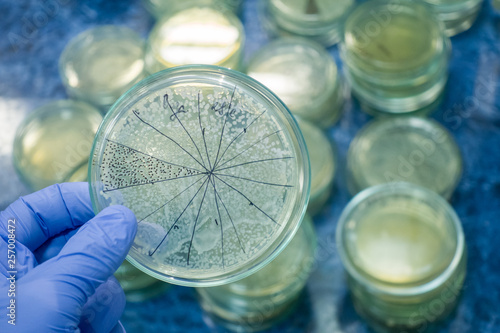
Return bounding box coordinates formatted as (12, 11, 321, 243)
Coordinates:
(261, 0, 355, 46)
(13, 100, 102, 191)
(340, 0, 451, 115)
(247, 38, 343, 127)
(347, 117, 462, 199)
(59, 26, 146, 111)
(89, 65, 310, 287)
(196, 214, 317, 332)
(422, 0, 483, 36)
(145, 5, 244, 73)
(296, 119, 335, 214)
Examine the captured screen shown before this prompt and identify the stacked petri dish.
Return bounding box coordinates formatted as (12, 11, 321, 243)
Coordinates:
(421, 0, 484, 36)
(59, 26, 146, 112)
(196, 215, 317, 332)
(337, 183, 466, 332)
(259, 0, 356, 46)
(88, 65, 311, 287)
(347, 117, 463, 199)
(340, 0, 451, 116)
(9, 0, 481, 331)
(114, 261, 170, 302)
(247, 38, 344, 127)
(145, 4, 245, 73)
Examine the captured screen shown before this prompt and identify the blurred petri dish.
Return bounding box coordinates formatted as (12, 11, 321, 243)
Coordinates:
(340, 0, 450, 115)
(259, 0, 356, 46)
(296, 119, 335, 214)
(145, 5, 244, 73)
(89, 65, 310, 287)
(347, 117, 462, 199)
(247, 38, 344, 127)
(63, 160, 90, 183)
(13, 100, 102, 191)
(59, 26, 146, 112)
(196, 214, 317, 331)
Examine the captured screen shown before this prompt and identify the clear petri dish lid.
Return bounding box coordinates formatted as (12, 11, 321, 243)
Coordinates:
(89, 65, 310, 287)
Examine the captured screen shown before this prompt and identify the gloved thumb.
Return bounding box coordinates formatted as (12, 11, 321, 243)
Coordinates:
(39, 205, 137, 306)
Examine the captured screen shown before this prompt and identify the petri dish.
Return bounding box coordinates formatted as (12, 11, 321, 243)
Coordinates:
(89, 65, 310, 287)
(145, 5, 244, 74)
(340, 0, 451, 115)
(336, 182, 466, 331)
(247, 38, 344, 127)
(347, 117, 462, 199)
(297, 119, 335, 214)
(259, 0, 356, 46)
(13, 100, 102, 191)
(196, 214, 317, 332)
(422, 0, 483, 36)
(59, 26, 146, 112)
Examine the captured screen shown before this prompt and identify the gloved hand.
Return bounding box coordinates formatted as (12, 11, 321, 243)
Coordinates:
(0, 182, 137, 332)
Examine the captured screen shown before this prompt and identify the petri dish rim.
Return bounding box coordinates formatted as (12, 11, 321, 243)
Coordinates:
(336, 182, 465, 297)
(142, 0, 243, 18)
(88, 64, 311, 287)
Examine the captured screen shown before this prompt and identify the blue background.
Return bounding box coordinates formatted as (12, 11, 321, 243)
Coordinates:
(0, 0, 499, 332)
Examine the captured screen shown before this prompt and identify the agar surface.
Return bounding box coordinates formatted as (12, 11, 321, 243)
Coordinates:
(95, 84, 298, 275)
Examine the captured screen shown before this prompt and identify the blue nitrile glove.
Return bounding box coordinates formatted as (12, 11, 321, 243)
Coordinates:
(0, 182, 137, 332)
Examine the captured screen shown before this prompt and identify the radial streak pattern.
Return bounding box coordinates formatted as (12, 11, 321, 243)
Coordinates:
(96, 83, 298, 277)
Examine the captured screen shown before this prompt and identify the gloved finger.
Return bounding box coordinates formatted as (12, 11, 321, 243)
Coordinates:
(0, 239, 36, 279)
(79, 276, 126, 333)
(33, 228, 79, 264)
(41, 205, 136, 306)
(0, 182, 94, 252)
